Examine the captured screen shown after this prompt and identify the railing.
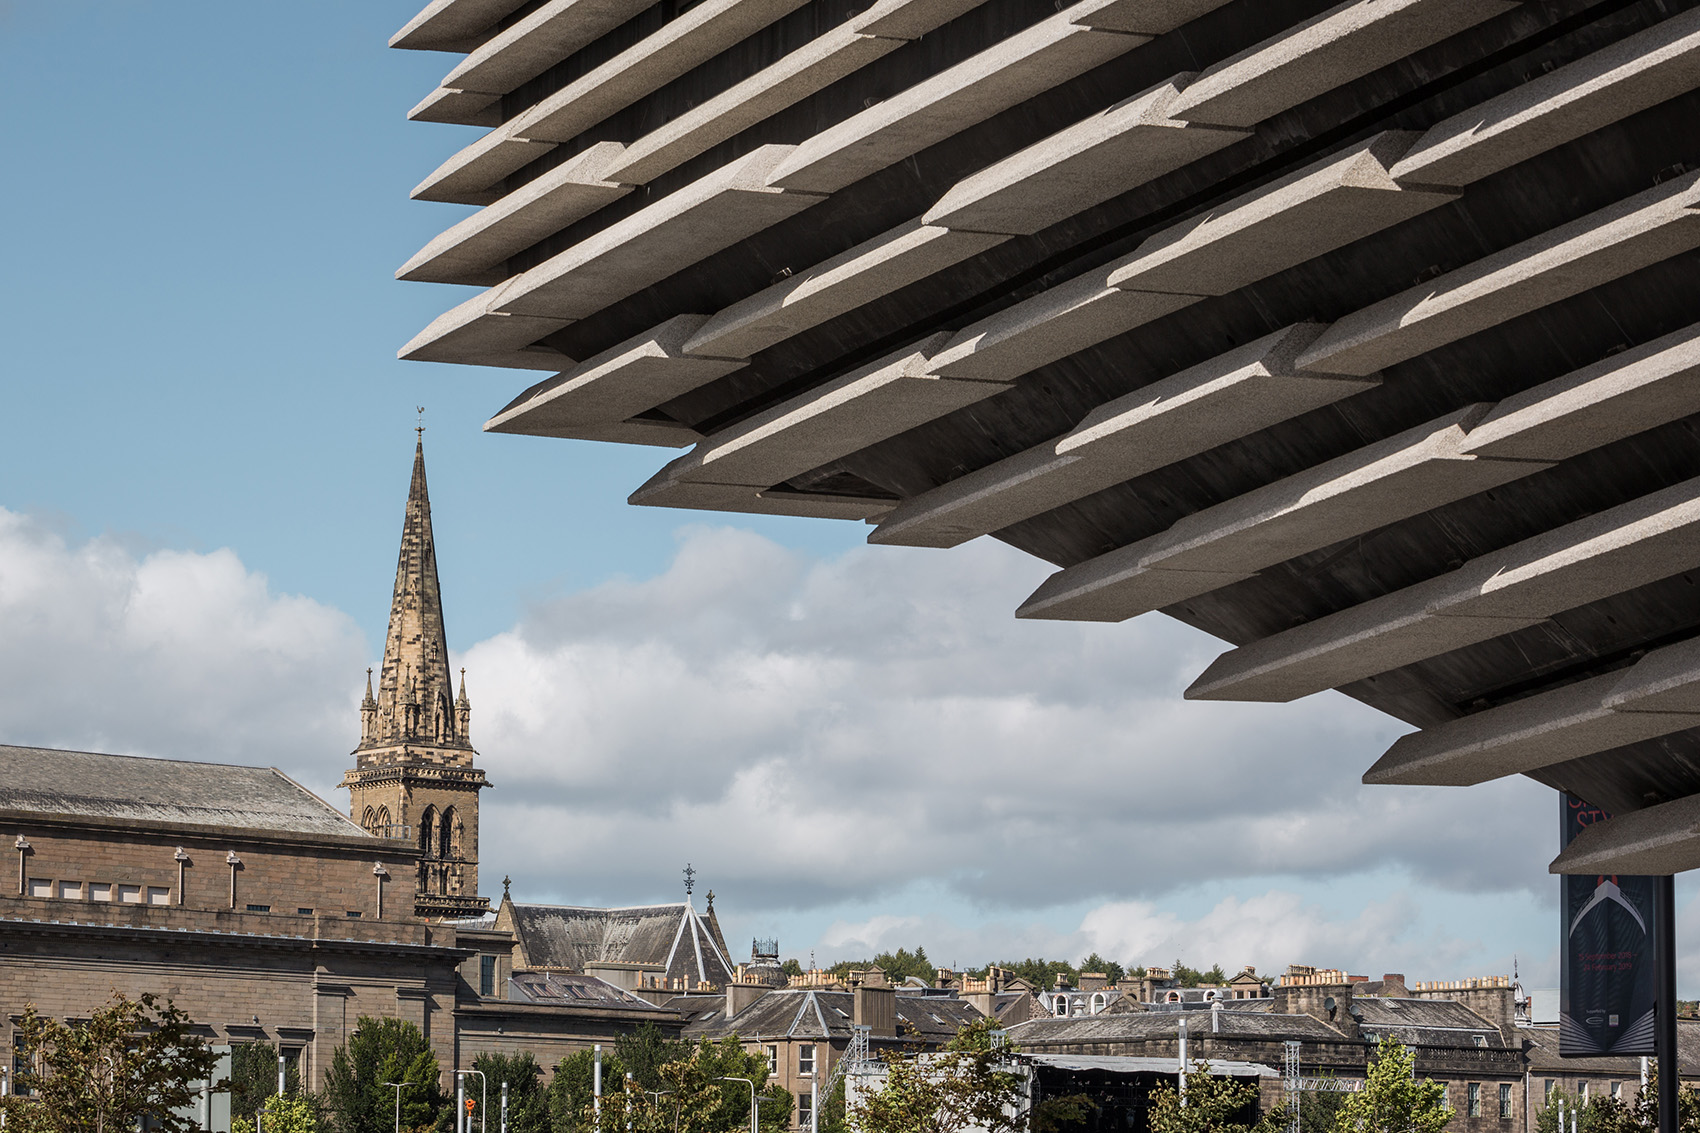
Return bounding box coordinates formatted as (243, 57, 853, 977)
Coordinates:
(368, 823, 413, 840)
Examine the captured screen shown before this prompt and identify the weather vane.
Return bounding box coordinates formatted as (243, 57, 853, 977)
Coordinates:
(416, 405, 426, 439)
(683, 863, 696, 896)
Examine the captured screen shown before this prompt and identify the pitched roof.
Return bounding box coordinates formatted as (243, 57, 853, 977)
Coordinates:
(679, 987, 984, 1042)
(1012, 1006, 1343, 1046)
(502, 899, 734, 985)
(0, 744, 369, 840)
(507, 971, 675, 1011)
(1354, 997, 1506, 1047)
(1523, 1021, 1700, 1076)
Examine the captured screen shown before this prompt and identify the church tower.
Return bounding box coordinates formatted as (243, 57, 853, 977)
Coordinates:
(342, 437, 490, 919)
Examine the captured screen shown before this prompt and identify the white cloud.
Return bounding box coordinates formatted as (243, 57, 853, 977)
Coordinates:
(0, 507, 365, 795)
(465, 525, 1555, 914)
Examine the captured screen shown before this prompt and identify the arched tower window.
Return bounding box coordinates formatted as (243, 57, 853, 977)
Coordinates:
(440, 807, 457, 860)
(419, 806, 439, 858)
(374, 806, 392, 834)
(362, 806, 376, 832)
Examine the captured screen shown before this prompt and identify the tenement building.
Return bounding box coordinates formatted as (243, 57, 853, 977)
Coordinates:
(391, 0, 1700, 866)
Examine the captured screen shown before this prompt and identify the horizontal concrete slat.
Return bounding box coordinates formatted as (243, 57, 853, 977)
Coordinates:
(1390, 7, 1700, 188)
(1186, 475, 1700, 702)
(407, 86, 502, 126)
(1070, 0, 1233, 35)
(398, 285, 574, 370)
(922, 77, 1248, 236)
(644, 334, 1009, 490)
(1166, 0, 1520, 129)
(391, 0, 528, 52)
(1362, 669, 1700, 787)
(513, 0, 816, 144)
(1296, 171, 1700, 376)
(1549, 794, 1700, 875)
(443, 0, 657, 97)
(398, 143, 632, 285)
(1458, 321, 1700, 462)
(490, 145, 827, 320)
(872, 324, 1374, 549)
(1016, 405, 1542, 621)
(411, 127, 559, 206)
(850, 0, 1006, 39)
(765, 3, 1150, 194)
(484, 315, 745, 445)
(1107, 132, 1458, 296)
(683, 221, 1010, 359)
(1604, 634, 1700, 715)
(630, 479, 899, 519)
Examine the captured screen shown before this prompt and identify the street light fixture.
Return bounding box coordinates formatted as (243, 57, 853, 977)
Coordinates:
(384, 1082, 411, 1133)
(457, 1070, 488, 1133)
(720, 1077, 756, 1133)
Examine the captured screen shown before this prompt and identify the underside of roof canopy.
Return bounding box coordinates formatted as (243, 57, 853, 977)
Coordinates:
(392, 0, 1700, 874)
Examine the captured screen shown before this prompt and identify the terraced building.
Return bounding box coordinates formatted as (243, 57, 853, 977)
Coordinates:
(392, 0, 1700, 875)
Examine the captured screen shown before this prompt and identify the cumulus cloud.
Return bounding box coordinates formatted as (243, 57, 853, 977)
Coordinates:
(0, 507, 365, 794)
(465, 525, 1554, 914)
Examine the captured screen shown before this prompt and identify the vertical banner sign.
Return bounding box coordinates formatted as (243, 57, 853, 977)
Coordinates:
(1561, 794, 1657, 1056)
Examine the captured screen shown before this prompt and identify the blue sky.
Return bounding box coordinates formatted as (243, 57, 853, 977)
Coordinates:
(3, 0, 1693, 990)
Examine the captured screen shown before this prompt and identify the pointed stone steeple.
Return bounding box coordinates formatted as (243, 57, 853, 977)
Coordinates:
(342, 436, 490, 921)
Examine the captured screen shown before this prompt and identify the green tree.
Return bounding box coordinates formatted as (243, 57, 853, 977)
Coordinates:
(782, 958, 805, 979)
(829, 946, 937, 985)
(232, 1043, 305, 1118)
(323, 1017, 442, 1133)
(548, 1048, 627, 1133)
(849, 1016, 1027, 1133)
(1335, 1036, 1449, 1133)
(473, 1052, 549, 1133)
(1548, 1070, 1700, 1133)
(1077, 953, 1125, 985)
(1147, 1061, 1284, 1133)
(234, 1094, 320, 1133)
(616, 1023, 689, 1091)
(0, 992, 224, 1133)
(1297, 1081, 1350, 1133)
(969, 959, 1079, 991)
(818, 1077, 849, 1133)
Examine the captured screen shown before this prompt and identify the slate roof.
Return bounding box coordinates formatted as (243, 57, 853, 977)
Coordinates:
(1523, 1022, 1700, 1076)
(502, 898, 734, 985)
(507, 971, 675, 1011)
(1012, 1007, 1343, 1046)
(0, 744, 368, 840)
(1354, 997, 1506, 1048)
(679, 988, 984, 1043)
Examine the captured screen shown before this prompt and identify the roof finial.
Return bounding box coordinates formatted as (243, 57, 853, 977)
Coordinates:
(706, 889, 715, 910)
(503, 874, 511, 899)
(683, 862, 696, 896)
(416, 405, 426, 442)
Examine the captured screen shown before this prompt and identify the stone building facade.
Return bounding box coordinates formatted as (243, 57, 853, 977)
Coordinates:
(342, 437, 488, 920)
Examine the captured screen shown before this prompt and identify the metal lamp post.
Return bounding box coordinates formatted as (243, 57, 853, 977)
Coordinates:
(457, 1071, 488, 1133)
(384, 1082, 410, 1133)
(720, 1077, 756, 1133)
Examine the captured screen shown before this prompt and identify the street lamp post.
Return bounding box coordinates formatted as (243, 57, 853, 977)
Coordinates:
(720, 1077, 756, 1133)
(458, 1070, 488, 1133)
(384, 1082, 410, 1133)
(500, 1082, 508, 1133)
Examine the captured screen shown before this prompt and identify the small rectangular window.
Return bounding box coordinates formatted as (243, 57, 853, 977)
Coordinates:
(297, 908, 314, 916)
(1468, 1083, 1481, 1118)
(1500, 1084, 1512, 1119)
(346, 910, 362, 918)
(89, 883, 113, 902)
(1546, 1081, 1556, 1101)
(147, 887, 170, 905)
(57, 880, 82, 900)
(765, 1045, 778, 1075)
(27, 878, 49, 899)
(246, 904, 271, 913)
(1612, 1082, 1622, 1100)
(799, 1044, 816, 1076)
(1580, 1082, 1589, 1104)
(798, 1093, 813, 1124)
(480, 954, 497, 998)
(118, 884, 142, 903)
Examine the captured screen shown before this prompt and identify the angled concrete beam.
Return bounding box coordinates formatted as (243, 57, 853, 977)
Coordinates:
(398, 142, 631, 285)
(1390, 7, 1700, 188)
(1017, 404, 1543, 621)
(926, 272, 1201, 383)
(491, 146, 827, 320)
(1166, 0, 1521, 129)
(631, 479, 899, 519)
(682, 221, 1010, 359)
(871, 324, 1375, 548)
(441, 0, 657, 98)
(765, 5, 1150, 194)
(1107, 132, 1458, 296)
(391, 0, 528, 53)
(603, 26, 907, 187)
(410, 124, 558, 206)
(1187, 475, 1700, 702)
(922, 77, 1248, 236)
(1604, 634, 1700, 715)
(512, 0, 815, 144)
(851, 0, 1004, 38)
(1458, 321, 1700, 462)
(1070, 0, 1234, 35)
(398, 286, 575, 370)
(1296, 171, 1700, 376)
(484, 315, 745, 446)
(642, 334, 1008, 492)
(407, 86, 503, 127)
(1549, 794, 1700, 876)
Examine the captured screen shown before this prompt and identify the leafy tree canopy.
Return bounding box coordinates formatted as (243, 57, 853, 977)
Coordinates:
(567, 1038, 790, 1133)
(1541, 1070, 1700, 1133)
(472, 1052, 549, 1133)
(1147, 1061, 1284, 1133)
(966, 959, 1079, 991)
(0, 992, 224, 1133)
(781, 959, 805, 978)
(322, 1016, 443, 1133)
(1077, 954, 1125, 985)
(1335, 1036, 1450, 1133)
(849, 1016, 1026, 1133)
(232, 1043, 304, 1120)
(234, 1094, 320, 1133)
(830, 947, 936, 985)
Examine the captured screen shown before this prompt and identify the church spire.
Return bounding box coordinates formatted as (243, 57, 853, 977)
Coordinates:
(364, 437, 466, 753)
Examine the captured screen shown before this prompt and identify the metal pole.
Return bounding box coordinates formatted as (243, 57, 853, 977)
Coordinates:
(501, 1082, 508, 1133)
(385, 1082, 408, 1133)
(1178, 1017, 1188, 1108)
(278, 1052, 286, 1097)
(721, 1077, 756, 1133)
(1657, 874, 1678, 1133)
(594, 1045, 603, 1126)
(811, 1073, 818, 1133)
(457, 1074, 466, 1133)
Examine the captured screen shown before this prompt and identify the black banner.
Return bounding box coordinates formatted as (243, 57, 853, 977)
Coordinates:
(1561, 794, 1657, 1056)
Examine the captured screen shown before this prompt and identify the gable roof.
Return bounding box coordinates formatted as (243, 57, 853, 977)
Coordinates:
(680, 987, 984, 1043)
(0, 744, 369, 840)
(500, 898, 734, 985)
